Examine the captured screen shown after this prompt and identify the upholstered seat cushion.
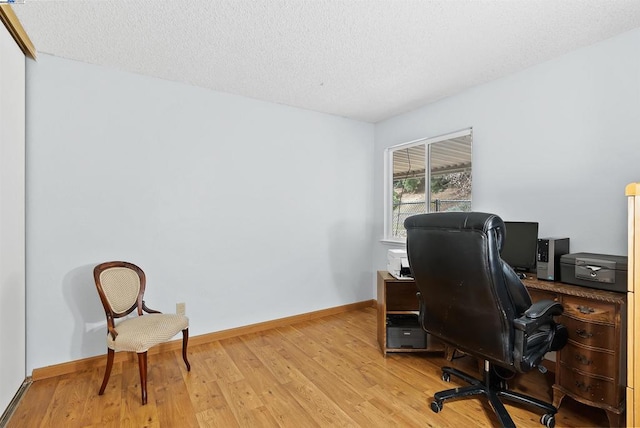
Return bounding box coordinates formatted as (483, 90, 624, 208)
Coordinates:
(107, 313, 189, 353)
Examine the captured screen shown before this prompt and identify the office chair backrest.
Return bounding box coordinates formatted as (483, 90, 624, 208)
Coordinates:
(405, 212, 532, 368)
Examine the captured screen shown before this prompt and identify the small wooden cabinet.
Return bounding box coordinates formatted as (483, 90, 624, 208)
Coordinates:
(376, 271, 444, 356)
(526, 278, 626, 427)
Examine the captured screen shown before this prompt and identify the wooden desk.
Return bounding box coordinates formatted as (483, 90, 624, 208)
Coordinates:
(525, 277, 626, 427)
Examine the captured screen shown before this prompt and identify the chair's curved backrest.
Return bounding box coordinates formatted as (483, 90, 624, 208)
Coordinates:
(94, 261, 146, 318)
(405, 212, 532, 369)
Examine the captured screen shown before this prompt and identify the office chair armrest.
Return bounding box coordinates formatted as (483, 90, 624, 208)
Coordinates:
(513, 300, 563, 334)
(513, 300, 564, 372)
(523, 300, 563, 319)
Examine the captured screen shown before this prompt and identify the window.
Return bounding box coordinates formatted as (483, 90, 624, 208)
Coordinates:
(384, 129, 472, 241)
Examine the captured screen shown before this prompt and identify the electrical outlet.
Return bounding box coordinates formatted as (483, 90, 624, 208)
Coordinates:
(176, 302, 186, 315)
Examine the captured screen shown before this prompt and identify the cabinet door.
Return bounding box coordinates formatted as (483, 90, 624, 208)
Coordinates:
(386, 282, 419, 311)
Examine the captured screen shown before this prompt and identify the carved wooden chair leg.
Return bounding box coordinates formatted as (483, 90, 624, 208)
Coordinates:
(99, 348, 115, 395)
(138, 352, 148, 405)
(182, 328, 191, 371)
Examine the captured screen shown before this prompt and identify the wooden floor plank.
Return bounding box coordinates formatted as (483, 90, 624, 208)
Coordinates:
(193, 381, 240, 427)
(216, 378, 278, 427)
(152, 351, 199, 428)
(6, 307, 610, 427)
(4, 377, 58, 428)
(255, 380, 321, 427)
(35, 369, 95, 427)
(117, 361, 161, 428)
(272, 326, 371, 415)
(80, 367, 121, 427)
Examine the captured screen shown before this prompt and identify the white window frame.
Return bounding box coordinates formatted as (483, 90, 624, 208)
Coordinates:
(383, 128, 472, 243)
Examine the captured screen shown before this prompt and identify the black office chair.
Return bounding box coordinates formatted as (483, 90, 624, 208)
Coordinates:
(405, 212, 567, 428)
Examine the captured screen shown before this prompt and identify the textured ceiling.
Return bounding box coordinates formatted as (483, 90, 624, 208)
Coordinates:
(13, 0, 640, 123)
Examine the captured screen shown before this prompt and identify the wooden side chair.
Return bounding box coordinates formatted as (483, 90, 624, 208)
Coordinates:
(93, 261, 190, 405)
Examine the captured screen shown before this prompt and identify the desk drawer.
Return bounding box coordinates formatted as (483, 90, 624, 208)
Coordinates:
(560, 315, 616, 350)
(562, 295, 616, 324)
(386, 282, 419, 311)
(528, 289, 558, 304)
(559, 342, 616, 377)
(558, 364, 617, 406)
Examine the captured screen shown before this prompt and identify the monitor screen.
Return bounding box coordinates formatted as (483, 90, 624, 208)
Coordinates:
(501, 221, 539, 272)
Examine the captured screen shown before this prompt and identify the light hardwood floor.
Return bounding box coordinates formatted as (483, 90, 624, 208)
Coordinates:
(7, 307, 609, 427)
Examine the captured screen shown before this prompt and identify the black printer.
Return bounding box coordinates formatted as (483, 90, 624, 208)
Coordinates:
(559, 252, 627, 293)
(386, 314, 426, 349)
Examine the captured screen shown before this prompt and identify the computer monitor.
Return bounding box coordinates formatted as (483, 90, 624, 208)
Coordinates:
(501, 221, 539, 272)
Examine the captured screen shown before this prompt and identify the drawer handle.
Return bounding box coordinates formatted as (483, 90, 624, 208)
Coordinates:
(575, 381, 592, 392)
(575, 354, 592, 365)
(575, 329, 593, 339)
(577, 305, 595, 314)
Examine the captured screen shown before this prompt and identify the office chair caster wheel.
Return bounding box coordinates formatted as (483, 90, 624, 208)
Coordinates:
(430, 400, 443, 413)
(541, 413, 555, 428)
(441, 373, 450, 382)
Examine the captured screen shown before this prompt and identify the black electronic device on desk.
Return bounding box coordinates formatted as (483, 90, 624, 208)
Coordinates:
(537, 237, 570, 281)
(501, 221, 539, 274)
(560, 252, 627, 293)
(386, 314, 426, 349)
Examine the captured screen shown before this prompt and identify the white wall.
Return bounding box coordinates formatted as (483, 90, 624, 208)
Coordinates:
(25, 54, 374, 373)
(26, 27, 640, 375)
(0, 22, 26, 412)
(373, 27, 640, 271)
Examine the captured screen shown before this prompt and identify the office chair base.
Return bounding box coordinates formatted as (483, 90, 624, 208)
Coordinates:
(431, 363, 557, 428)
